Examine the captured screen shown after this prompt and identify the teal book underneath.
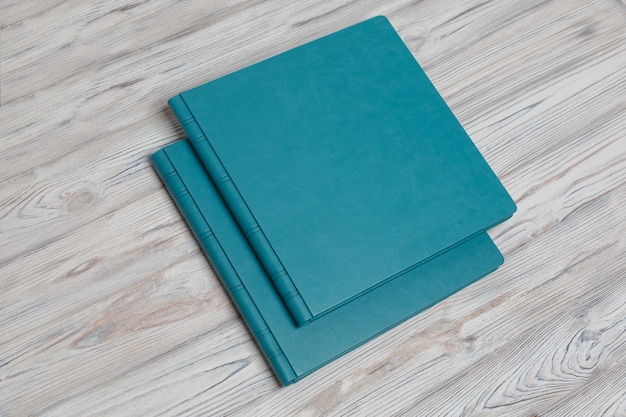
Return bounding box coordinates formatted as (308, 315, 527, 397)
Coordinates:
(169, 16, 516, 325)
(152, 140, 505, 385)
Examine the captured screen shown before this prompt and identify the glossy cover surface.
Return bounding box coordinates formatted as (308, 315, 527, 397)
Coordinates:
(169, 16, 516, 324)
(152, 140, 505, 385)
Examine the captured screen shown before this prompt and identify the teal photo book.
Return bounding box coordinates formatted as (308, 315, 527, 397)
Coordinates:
(168, 16, 516, 325)
(152, 140, 505, 385)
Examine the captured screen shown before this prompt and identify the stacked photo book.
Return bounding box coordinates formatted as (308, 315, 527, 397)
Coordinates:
(152, 16, 516, 385)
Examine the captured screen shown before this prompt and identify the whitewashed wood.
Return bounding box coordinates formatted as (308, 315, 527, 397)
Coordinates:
(1, 0, 625, 416)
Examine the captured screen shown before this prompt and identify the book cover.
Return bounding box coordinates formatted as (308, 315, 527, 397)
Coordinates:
(169, 16, 516, 325)
(152, 139, 505, 385)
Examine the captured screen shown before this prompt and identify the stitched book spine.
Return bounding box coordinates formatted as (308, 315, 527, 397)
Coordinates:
(152, 148, 297, 385)
(168, 95, 313, 326)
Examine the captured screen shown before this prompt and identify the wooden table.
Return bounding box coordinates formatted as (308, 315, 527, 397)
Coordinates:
(2, 1, 625, 415)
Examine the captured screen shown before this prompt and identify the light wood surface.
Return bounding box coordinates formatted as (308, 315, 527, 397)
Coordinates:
(1, 0, 625, 416)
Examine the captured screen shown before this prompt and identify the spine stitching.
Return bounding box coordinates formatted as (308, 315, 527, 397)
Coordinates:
(152, 148, 296, 385)
(169, 95, 313, 326)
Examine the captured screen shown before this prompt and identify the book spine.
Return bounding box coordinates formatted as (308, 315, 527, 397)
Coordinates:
(151, 148, 297, 386)
(168, 95, 313, 326)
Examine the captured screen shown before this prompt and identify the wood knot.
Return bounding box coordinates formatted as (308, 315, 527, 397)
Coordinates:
(64, 257, 103, 279)
(404, 29, 432, 53)
(61, 182, 98, 213)
(577, 24, 596, 37)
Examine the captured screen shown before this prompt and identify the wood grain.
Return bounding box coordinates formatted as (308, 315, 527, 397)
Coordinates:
(1, 0, 625, 416)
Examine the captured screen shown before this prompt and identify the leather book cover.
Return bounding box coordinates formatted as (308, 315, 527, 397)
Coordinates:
(169, 16, 516, 325)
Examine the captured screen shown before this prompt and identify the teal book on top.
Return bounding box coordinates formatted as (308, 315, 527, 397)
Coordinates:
(169, 16, 516, 326)
(152, 140, 505, 385)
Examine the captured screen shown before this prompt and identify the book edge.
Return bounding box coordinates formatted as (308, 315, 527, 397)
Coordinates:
(151, 146, 298, 386)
